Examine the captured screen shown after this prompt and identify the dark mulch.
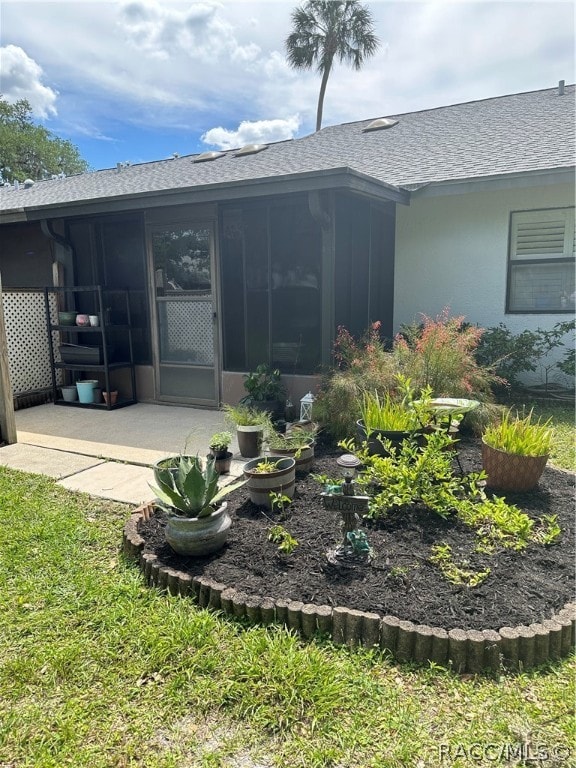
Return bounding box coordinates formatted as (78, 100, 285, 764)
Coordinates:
(138, 438, 575, 631)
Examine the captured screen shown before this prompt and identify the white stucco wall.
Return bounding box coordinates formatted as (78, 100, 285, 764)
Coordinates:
(394, 180, 575, 385)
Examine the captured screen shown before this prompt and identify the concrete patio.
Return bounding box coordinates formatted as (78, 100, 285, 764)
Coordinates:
(0, 402, 244, 505)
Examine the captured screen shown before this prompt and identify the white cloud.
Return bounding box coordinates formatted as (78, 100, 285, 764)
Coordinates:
(118, 0, 261, 63)
(0, 44, 57, 119)
(202, 115, 301, 149)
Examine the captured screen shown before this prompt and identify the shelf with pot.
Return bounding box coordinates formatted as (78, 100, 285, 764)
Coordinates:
(44, 286, 138, 411)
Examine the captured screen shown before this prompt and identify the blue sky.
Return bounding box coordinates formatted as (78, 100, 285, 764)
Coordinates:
(1, 0, 574, 172)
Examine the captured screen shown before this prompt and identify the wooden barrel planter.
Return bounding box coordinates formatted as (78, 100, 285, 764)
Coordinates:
(243, 456, 296, 508)
(269, 440, 315, 474)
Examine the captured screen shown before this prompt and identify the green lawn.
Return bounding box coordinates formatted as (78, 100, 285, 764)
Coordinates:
(521, 401, 575, 472)
(1, 465, 574, 768)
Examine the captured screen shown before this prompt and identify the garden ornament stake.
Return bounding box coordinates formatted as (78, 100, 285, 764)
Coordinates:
(325, 454, 372, 566)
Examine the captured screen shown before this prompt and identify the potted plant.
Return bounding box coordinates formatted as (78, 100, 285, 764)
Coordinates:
(481, 409, 553, 492)
(265, 428, 316, 474)
(242, 363, 286, 419)
(150, 455, 245, 556)
(243, 456, 296, 508)
(208, 431, 233, 474)
(357, 381, 433, 456)
(224, 403, 268, 458)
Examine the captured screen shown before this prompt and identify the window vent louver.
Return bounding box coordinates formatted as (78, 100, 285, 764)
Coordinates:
(512, 210, 575, 260)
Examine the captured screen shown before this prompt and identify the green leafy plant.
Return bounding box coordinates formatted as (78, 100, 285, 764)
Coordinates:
(312, 473, 343, 494)
(475, 320, 576, 391)
(268, 524, 298, 554)
(532, 515, 562, 546)
(251, 459, 282, 474)
(429, 544, 491, 587)
(269, 491, 292, 515)
(266, 429, 314, 458)
(360, 376, 433, 432)
(150, 455, 245, 518)
(341, 431, 484, 520)
(483, 409, 553, 457)
(223, 402, 268, 427)
(242, 364, 285, 402)
(208, 431, 232, 452)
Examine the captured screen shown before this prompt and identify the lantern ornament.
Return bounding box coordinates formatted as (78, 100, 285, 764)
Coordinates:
(299, 391, 315, 422)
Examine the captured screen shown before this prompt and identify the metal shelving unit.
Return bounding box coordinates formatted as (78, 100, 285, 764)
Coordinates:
(44, 285, 137, 410)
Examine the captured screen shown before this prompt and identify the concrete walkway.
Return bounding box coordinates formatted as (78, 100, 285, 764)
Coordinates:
(0, 402, 246, 505)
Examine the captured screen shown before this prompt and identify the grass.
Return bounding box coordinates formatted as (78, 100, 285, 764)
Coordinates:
(0, 467, 574, 767)
(512, 400, 575, 471)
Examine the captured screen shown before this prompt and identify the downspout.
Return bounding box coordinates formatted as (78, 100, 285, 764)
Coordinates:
(40, 219, 75, 288)
(308, 190, 335, 366)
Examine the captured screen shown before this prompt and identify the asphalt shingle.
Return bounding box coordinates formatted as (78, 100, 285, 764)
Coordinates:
(1, 85, 574, 216)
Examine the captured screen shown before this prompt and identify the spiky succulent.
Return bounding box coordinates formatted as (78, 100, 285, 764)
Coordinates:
(150, 455, 245, 518)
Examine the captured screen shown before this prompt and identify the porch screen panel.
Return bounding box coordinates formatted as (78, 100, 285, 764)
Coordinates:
(220, 208, 247, 370)
(269, 202, 321, 373)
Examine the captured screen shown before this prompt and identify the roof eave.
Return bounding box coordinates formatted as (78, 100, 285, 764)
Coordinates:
(408, 167, 575, 197)
(0, 167, 409, 224)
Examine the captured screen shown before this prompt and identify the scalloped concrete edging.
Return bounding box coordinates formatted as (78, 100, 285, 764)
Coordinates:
(123, 504, 575, 674)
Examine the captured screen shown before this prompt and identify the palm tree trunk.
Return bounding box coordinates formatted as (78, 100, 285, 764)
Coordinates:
(316, 62, 333, 132)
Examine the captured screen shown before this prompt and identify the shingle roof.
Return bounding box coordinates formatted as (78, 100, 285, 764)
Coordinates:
(2, 85, 574, 218)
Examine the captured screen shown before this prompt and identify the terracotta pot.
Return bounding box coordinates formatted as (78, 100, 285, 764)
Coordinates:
(164, 502, 231, 556)
(103, 390, 118, 406)
(481, 440, 549, 492)
(243, 456, 296, 508)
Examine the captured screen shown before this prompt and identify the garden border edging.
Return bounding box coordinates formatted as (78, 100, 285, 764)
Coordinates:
(123, 504, 575, 674)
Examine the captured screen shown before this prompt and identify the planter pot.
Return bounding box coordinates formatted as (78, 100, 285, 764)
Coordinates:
(236, 424, 264, 458)
(76, 379, 98, 404)
(58, 311, 77, 326)
(103, 390, 118, 406)
(481, 440, 549, 492)
(164, 502, 232, 556)
(356, 420, 421, 457)
(243, 456, 296, 508)
(75, 313, 90, 327)
(61, 385, 78, 402)
(208, 451, 233, 475)
(271, 441, 315, 474)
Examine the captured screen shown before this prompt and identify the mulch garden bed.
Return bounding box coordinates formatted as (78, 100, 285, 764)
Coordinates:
(136, 438, 575, 635)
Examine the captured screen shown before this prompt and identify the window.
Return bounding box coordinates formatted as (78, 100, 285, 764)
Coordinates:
(507, 208, 575, 313)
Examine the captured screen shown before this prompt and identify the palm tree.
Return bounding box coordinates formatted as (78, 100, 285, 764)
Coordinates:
(285, 0, 380, 132)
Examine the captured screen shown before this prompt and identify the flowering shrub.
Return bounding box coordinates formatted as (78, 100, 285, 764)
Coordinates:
(394, 308, 499, 398)
(313, 322, 399, 438)
(315, 311, 500, 439)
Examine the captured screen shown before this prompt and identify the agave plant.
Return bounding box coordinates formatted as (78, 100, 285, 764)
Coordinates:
(150, 455, 245, 518)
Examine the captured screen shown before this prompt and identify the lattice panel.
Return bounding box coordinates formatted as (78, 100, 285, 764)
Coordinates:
(159, 299, 214, 365)
(2, 291, 62, 394)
